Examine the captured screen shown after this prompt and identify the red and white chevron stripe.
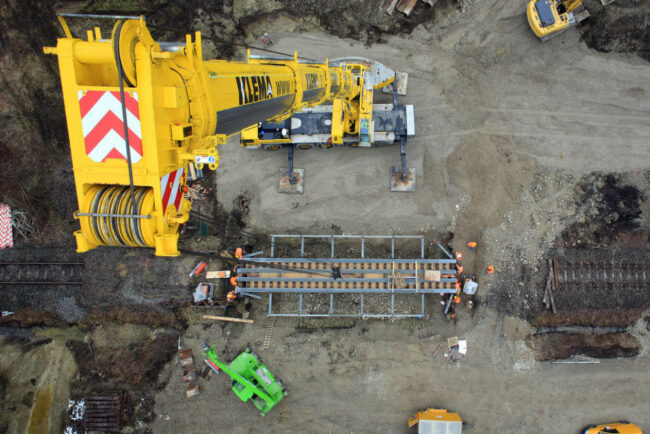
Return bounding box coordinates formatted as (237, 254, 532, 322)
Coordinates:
(160, 167, 185, 214)
(78, 90, 143, 163)
(0, 203, 13, 249)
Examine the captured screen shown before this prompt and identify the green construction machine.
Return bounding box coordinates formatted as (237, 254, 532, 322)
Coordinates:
(202, 344, 286, 415)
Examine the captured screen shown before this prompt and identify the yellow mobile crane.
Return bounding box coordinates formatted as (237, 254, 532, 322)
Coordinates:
(44, 15, 414, 257)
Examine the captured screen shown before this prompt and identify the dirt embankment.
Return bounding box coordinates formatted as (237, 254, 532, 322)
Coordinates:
(523, 173, 650, 360)
(580, 0, 650, 61)
(0, 1, 74, 242)
(0, 325, 179, 433)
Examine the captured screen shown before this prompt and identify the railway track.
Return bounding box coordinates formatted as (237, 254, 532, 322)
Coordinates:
(0, 262, 84, 286)
(555, 258, 650, 291)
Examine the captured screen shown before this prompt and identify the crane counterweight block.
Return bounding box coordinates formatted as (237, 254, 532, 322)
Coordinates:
(45, 16, 414, 256)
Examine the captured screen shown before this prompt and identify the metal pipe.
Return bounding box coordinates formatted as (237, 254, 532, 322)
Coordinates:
(287, 144, 296, 184)
(400, 136, 407, 180)
(75, 212, 151, 219)
(114, 20, 138, 214)
(242, 250, 264, 259)
(237, 291, 262, 299)
(360, 293, 364, 316)
(437, 243, 454, 260)
(59, 13, 142, 19)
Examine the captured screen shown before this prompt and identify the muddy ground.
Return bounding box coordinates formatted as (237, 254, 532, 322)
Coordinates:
(0, 0, 649, 433)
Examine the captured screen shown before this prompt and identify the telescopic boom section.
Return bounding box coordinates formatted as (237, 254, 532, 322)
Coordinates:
(44, 17, 367, 256)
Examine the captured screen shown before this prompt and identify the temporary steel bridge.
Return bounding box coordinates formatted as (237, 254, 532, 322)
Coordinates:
(236, 234, 458, 318)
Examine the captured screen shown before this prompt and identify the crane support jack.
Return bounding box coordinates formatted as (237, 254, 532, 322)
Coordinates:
(274, 72, 415, 193)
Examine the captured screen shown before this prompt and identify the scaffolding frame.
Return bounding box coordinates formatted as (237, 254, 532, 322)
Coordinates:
(239, 235, 458, 319)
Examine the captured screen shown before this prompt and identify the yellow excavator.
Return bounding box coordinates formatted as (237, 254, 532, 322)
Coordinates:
(582, 422, 643, 434)
(527, 0, 591, 40)
(44, 15, 414, 257)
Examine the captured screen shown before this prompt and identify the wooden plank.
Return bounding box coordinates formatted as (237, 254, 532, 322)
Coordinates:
(552, 256, 560, 291)
(203, 315, 254, 324)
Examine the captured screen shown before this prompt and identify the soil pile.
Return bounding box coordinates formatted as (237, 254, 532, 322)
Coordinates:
(580, 0, 650, 61)
(66, 326, 180, 431)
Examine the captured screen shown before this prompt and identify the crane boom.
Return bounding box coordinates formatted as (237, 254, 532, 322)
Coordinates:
(44, 16, 403, 256)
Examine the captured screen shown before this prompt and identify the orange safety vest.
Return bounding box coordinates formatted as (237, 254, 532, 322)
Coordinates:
(235, 247, 244, 259)
(230, 276, 238, 286)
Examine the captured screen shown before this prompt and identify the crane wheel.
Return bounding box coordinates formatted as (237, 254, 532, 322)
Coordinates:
(80, 185, 155, 248)
(297, 144, 314, 150)
(263, 144, 282, 151)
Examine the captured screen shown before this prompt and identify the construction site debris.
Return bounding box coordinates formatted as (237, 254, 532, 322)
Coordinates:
(463, 278, 478, 295)
(380, 0, 400, 14)
(83, 394, 122, 433)
(397, 0, 419, 15)
(68, 399, 84, 422)
(446, 336, 467, 360)
(206, 270, 231, 279)
(189, 261, 207, 277)
(0, 203, 13, 249)
(192, 283, 214, 303)
(543, 259, 558, 314)
(186, 162, 204, 182)
(178, 344, 200, 398)
(202, 315, 254, 324)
